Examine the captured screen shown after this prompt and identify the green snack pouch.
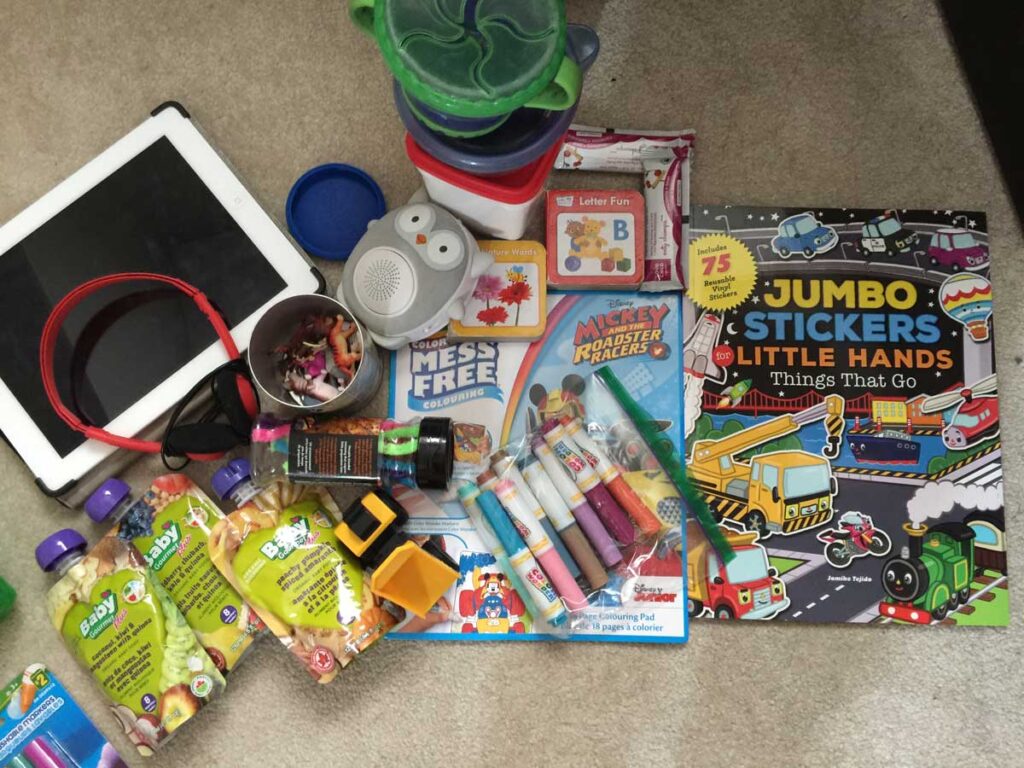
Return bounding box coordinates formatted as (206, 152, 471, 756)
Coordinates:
(37, 530, 225, 755)
(86, 474, 264, 675)
(208, 471, 402, 683)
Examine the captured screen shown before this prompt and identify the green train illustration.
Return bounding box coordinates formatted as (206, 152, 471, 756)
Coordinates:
(877, 522, 975, 623)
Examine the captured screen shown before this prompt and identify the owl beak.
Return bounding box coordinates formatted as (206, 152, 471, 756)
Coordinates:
(416, 234, 427, 245)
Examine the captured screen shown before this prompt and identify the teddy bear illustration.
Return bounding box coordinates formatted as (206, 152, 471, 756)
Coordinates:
(564, 216, 629, 272)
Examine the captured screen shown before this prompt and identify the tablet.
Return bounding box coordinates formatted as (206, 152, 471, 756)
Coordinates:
(0, 102, 322, 496)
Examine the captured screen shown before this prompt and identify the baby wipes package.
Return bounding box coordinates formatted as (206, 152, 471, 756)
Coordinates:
(86, 474, 264, 675)
(208, 468, 403, 683)
(1, 663, 126, 768)
(36, 531, 225, 755)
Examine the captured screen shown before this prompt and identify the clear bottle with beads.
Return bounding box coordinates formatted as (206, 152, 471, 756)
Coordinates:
(249, 412, 465, 490)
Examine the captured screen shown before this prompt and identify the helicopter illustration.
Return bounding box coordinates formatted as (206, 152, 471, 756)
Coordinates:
(920, 373, 999, 450)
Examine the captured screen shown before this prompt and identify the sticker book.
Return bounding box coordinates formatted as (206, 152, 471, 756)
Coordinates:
(683, 205, 1007, 626)
(390, 292, 687, 642)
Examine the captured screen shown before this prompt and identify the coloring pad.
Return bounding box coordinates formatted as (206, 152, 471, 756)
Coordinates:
(0, 103, 321, 497)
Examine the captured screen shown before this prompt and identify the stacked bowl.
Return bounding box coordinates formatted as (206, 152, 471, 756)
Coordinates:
(352, 0, 599, 238)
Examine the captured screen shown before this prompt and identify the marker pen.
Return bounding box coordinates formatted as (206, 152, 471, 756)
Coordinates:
(457, 483, 550, 626)
(562, 417, 663, 536)
(532, 437, 622, 567)
(463, 485, 568, 627)
(494, 479, 589, 611)
(22, 738, 66, 768)
(541, 419, 636, 546)
(490, 450, 582, 582)
(520, 454, 608, 590)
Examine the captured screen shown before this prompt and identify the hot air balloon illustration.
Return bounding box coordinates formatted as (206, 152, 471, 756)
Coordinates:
(938, 272, 993, 342)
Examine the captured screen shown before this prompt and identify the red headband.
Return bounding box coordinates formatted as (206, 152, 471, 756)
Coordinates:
(39, 272, 245, 455)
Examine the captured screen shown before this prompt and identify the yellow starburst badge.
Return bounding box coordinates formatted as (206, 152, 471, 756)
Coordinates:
(687, 233, 757, 311)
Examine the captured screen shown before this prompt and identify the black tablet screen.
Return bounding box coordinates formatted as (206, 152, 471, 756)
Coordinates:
(0, 136, 287, 458)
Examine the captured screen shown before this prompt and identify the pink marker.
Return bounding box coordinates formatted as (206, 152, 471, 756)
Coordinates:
(542, 419, 635, 546)
(494, 479, 589, 611)
(532, 437, 622, 567)
(22, 738, 66, 768)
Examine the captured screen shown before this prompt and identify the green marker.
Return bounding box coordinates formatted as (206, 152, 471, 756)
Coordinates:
(595, 366, 735, 563)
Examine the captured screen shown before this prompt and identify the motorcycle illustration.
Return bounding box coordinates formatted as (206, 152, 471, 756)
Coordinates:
(816, 511, 891, 568)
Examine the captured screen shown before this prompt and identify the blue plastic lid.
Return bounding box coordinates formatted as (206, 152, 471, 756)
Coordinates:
(286, 164, 386, 261)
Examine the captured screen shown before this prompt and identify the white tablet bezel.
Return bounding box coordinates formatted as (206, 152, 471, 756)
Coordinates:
(0, 105, 321, 493)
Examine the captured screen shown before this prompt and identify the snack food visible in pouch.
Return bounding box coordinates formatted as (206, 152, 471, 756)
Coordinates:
(37, 530, 225, 755)
(448, 240, 548, 342)
(554, 124, 696, 173)
(209, 462, 402, 683)
(546, 190, 644, 289)
(642, 150, 690, 292)
(249, 413, 478, 490)
(86, 475, 263, 674)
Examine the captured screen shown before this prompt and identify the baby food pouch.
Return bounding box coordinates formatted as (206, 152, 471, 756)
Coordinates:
(37, 530, 225, 755)
(208, 469, 402, 683)
(86, 474, 264, 675)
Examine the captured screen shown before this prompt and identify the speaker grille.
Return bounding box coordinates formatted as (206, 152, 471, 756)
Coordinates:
(353, 248, 415, 316)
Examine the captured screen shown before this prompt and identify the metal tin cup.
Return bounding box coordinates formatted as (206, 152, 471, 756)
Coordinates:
(248, 294, 381, 415)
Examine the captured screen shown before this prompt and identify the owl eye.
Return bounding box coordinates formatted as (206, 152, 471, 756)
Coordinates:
(425, 230, 464, 270)
(396, 204, 434, 233)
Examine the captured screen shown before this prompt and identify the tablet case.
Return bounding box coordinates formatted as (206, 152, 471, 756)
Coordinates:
(1, 101, 326, 504)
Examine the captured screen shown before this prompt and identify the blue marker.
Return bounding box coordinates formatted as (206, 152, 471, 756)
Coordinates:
(458, 484, 568, 628)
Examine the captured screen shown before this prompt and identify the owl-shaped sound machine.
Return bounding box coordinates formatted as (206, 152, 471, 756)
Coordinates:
(339, 203, 492, 349)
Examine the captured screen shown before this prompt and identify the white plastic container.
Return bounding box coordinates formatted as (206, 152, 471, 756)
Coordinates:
(405, 133, 561, 240)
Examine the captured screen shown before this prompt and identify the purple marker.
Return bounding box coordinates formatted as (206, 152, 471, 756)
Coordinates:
(542, 420, 635, 546)
(532, 437, 622, 566)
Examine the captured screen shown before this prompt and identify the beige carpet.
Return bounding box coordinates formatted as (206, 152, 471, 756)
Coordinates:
(1, 1, 1022, 766)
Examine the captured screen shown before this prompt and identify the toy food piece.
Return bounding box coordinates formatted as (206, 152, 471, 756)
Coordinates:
(86, 475, 263, 674)
(335, 490, 458, 617)
(36, 530, 224, 755)
(275, 311, 364, 407)
(208, 472, 401, 683)
(351, 0, 581, 137)
(338, 203, 493, 349)
(546, 190, 644, 289)
(448, 240, 547, 341)
(248, 413, 467, 490)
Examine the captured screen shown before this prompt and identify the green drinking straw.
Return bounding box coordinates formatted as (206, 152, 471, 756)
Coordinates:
(595, 367, 735, 564)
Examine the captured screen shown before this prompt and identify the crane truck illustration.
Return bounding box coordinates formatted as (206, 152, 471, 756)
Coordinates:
(688, 395, 846, 539)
